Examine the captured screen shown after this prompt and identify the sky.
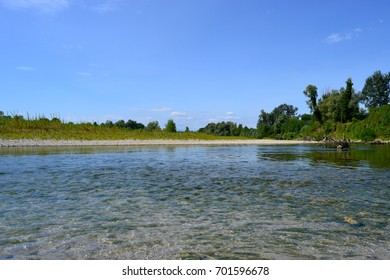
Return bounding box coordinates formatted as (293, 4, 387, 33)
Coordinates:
(1, 0, 390, 130)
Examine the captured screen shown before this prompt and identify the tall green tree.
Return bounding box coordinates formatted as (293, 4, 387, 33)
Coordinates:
(361, 70, 390, 108)
(303, 85, 318, 112)
(318, 80, 364, 123)
(339, 78, 354, 122)
(145, 121, 161, 131)
(318, 89, 341, 121)
(257, 104, 298, 127)
(125, 119, 145, 130)
(164, 119, 177, 133)
(257, 103, 298, 137)
(303, 84, 322, 122)
(114, 120, 126, 128)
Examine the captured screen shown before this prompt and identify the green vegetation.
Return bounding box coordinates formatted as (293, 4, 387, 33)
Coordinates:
(145, 121, 161, 132)
(164, 119, 177, 133)
(256, 104, 299, 139)
(1, 70, 389, 141)
(198, 121, 259, 138)
(251, 72, 390, 141)
(303, 85, 322, 122)
(0, 112, 246, 140)
(361, 70, 390, 108)
(335, 105, 390, 141)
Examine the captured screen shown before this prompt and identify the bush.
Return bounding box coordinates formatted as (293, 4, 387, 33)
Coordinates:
(282, 132, 296, 140)
(281, 117, 304, 137)
(164, 119, 177, 133)
(357, 127, 377, 141)
(256, 123, 272, 138)
(145, 121, 161, 131)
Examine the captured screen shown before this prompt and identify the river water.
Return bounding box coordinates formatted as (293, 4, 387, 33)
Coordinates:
(0, 144, 389, 259)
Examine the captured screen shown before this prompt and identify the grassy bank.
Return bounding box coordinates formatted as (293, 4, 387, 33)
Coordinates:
(288, 105, 390, 141)
(0, 116, 248, 141)
(333, 105, 390, 141)
(2, 105, 389, 141)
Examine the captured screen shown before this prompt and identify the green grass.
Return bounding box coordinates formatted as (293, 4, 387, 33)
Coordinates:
(333, 105, 390, 141)
(0, 117, 249, 140)
(0, 129, 249, 141)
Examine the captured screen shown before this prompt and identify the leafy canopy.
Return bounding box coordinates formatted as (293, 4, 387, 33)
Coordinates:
(164, 119, 177, 133)
(361, 70, 390, 108)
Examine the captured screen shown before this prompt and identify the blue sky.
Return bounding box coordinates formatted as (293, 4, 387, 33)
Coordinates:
(1, 0, 390, 130)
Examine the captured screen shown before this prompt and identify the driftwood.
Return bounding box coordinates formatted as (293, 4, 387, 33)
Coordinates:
(319, 136, 351, 149)
(368, 139, 389, 145)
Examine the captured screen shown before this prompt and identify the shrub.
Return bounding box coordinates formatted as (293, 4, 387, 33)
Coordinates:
(164, 119, 177, 133)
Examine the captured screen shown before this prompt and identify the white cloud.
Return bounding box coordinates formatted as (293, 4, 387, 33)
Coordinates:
(225, 112, 240, 120)
(92, 0, 121, 14)
(325, 28, 363, 44)
(151, 107, 172, 112)
(171, 111, 191, 119)
(208, 112, 240, 122)
(1, 0, 69, 13)
(325, 33, 351, 44)
(16, 66, 35, 71)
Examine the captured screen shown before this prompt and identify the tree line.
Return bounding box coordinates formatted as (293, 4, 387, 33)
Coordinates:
(1, 70, 389, 140)
(101, 119, 179, 133)
(197, 70, 390, 140)
(0, 111, 180, 134)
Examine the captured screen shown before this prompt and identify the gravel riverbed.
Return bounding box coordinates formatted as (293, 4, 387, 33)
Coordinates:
(0, 139, 313, 147)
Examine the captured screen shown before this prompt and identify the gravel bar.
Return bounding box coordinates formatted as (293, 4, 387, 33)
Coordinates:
(0, 139, 315, 147)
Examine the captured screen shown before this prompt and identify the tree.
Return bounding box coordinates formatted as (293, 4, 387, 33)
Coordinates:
(339, 78, 354, 122)
(318, 82, 364, 123)
(145, 121, 161, 131)
(257, 103, 298, 137)
(281, 117, 305, 139)
(300, 113, 312, 122)
(303, 85, 318, 112)
(115, 120, 126, 128)
(303, 84, 322, 122)
(125, 119, 145, 130)
(164, 119, 177, 133)
(361, 70, 390, 108)
(318, 89, 341, 121)
(103, 120, 114, 128)
(198, 121, 238, 136)
(257, 104, 298, 128)
(257, 109, 273, 126)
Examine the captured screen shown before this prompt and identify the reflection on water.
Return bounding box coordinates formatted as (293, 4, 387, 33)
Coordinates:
(257, 144, 390, 168)
(0, 144, 389, 259)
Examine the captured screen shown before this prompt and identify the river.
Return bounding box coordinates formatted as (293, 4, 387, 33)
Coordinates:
(0, 144, 389, 259)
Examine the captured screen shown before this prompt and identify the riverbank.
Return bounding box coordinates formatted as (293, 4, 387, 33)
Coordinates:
(0, 138, 315, 147)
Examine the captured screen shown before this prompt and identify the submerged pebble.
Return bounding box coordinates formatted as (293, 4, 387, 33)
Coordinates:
(343, 216, 365, 227)
(0, 145, 388, 259)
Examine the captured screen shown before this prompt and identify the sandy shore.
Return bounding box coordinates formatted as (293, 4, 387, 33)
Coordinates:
(0, 138, 316, 147)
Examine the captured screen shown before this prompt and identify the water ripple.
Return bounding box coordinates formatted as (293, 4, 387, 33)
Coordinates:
(0, 145, 389, 259)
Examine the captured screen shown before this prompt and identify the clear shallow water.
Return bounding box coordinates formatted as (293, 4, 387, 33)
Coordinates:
(0, 144, 389, 259)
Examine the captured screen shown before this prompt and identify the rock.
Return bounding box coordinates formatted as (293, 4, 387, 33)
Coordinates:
(343, 216, 364, 227)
